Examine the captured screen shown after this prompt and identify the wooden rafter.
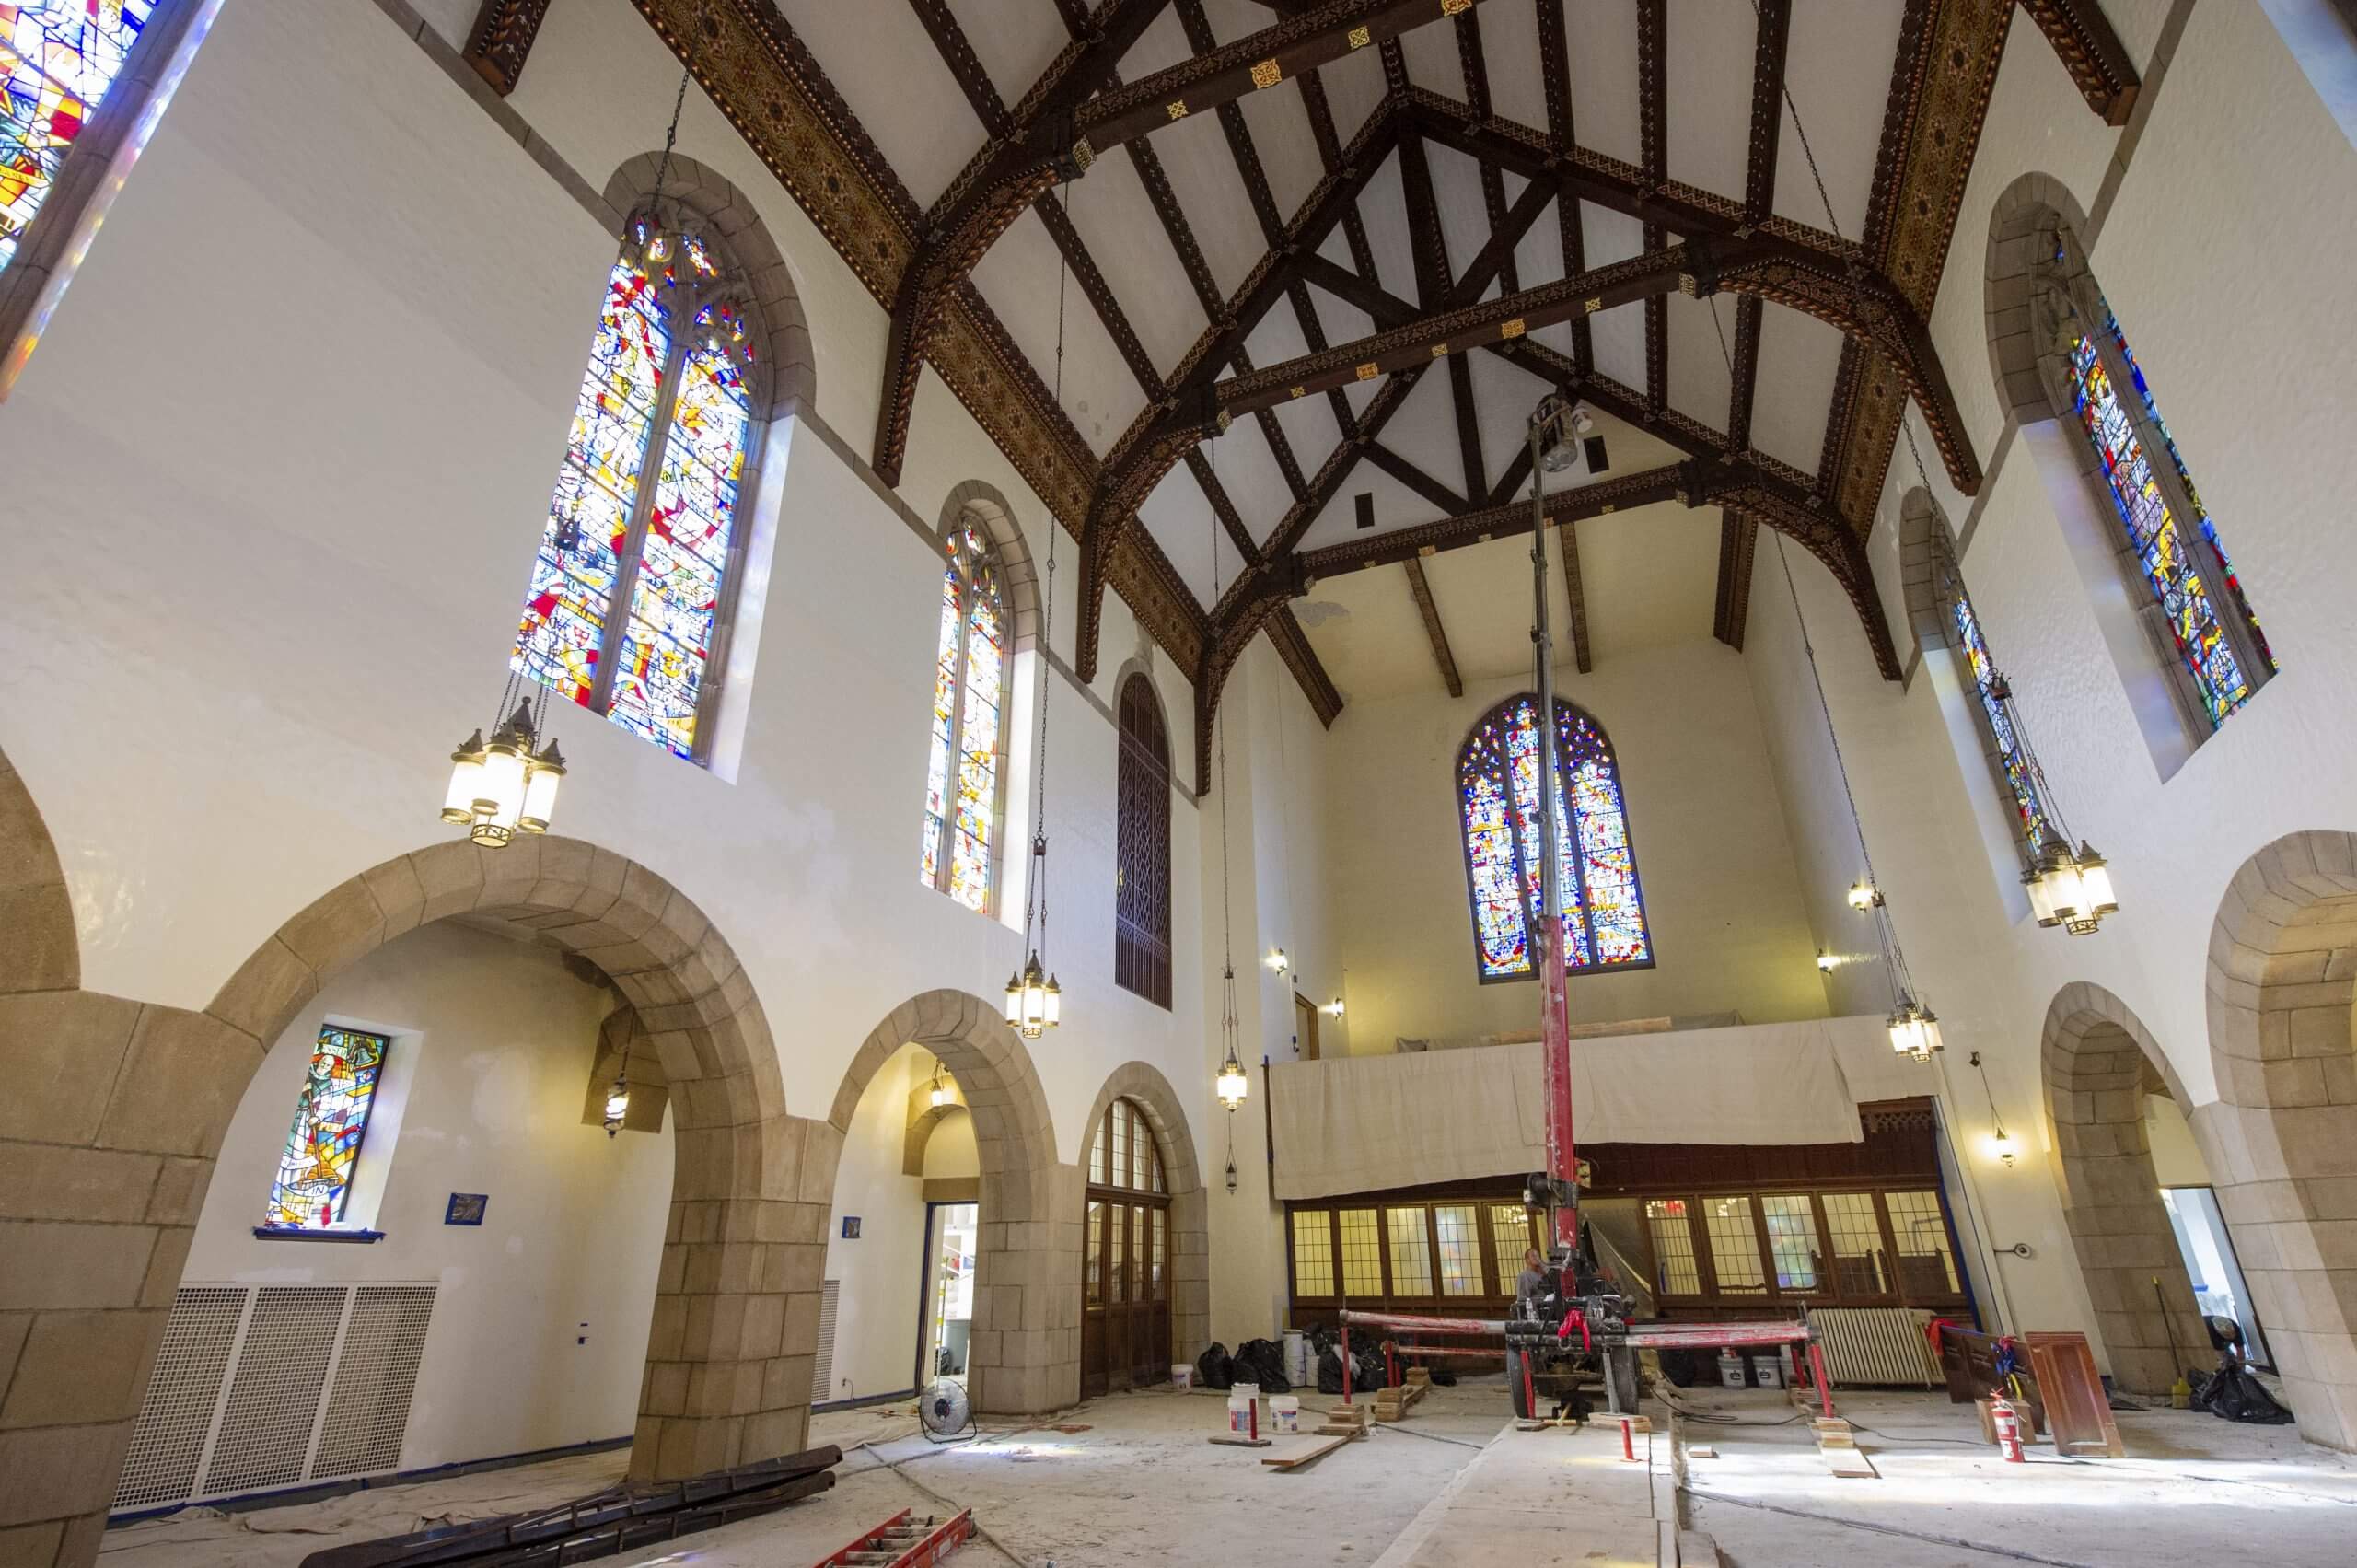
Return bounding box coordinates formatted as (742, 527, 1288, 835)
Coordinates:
(1365, 444, 1469, 516)
(1401, 555, 1464, 698)
(1717, 0, 1784, 640)
(1713, 510, 1758, 649)
(1638, 0, 1667, 418)
(2017, 0, 2140, 125)
(1744, 0, 1792, 226)
(1532, 0, 1592, 375)
(1560, 519, 1593, 676)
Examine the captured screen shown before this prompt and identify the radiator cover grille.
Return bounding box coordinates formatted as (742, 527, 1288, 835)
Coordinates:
(1809, 1307, 1943, 1388)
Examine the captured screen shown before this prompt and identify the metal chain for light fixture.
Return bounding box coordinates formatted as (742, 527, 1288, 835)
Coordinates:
(1209, 401, 1249, 1128)
(1004, 181, 1071, 1039)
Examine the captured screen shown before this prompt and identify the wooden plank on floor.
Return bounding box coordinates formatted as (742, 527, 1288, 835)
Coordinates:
(1207, 1433, 1271, 1447)
(1261, 1434, 1358, 1470)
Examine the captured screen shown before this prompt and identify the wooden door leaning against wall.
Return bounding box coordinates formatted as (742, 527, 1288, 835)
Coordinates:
(1082, 1098, 1173, 1397)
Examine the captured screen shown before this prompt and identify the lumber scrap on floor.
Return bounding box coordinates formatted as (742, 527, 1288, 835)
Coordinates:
(1261, 1432, 1361, 1470)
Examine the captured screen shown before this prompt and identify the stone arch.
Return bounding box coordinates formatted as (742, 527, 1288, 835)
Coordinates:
(1984, 171, 2095, 424)
(2039, 981, 2209, 1393)
(0, 835, 827, 1562)
(602, 152, 816, 419)
(937, 479, 1042, 655)
(1079, 1062, 1210, 1359)
(2204, 830, 2357, 1448)
(829, 991, 1074, 1413)
(1897, 487, 1959, 656)
(0, 742, 75, 994)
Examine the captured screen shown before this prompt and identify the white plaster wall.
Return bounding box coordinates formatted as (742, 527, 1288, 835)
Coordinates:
(819, 1047, 927, 1403)
(1740, 6, 2357, 1365)
(0, 0, 1219, 1214)
(185, 922, 672, 1469)
(1324, 637, 1830, 1056)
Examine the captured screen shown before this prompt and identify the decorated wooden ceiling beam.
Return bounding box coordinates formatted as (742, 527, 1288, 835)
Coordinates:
(1402, 556, 1465, 698)
(1561, 517, 1595, 675)
(1638, 0, 1668, 419)
(461, 0, 552, 96)
(1266, 607, 1344, 727)
(1532, 0, 1593, 375)
(1396, 121, 1489, 504)
(905, 0, 1010, 134)
(1713, 510, 1759, 649)
(1744, 0, 1793, 226)
(1210, 238, 1976, 496)
(2017, 0, 2141, 125)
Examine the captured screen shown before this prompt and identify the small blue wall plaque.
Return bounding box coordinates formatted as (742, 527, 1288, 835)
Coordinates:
(841, 1215, 861, 1239)
(446, 1192, 488, 1225)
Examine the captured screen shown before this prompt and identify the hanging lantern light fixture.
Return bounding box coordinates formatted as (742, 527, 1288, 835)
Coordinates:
(1847, 878, 1882, 912)
(440, 693, 565, 848)
(929, 1062, 952, 1109)
(602, 1069, 631, 1138)
(1203, 380, 1253, 1153)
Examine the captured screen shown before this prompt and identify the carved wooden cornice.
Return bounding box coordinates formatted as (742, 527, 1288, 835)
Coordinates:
(461, 0, 553, 96)
(2017, 0, 2140, 126)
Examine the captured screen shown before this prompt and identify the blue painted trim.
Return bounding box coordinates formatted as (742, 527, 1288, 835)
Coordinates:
(106, 1434, 633, 1525)
(814, 1388, 916, 1414)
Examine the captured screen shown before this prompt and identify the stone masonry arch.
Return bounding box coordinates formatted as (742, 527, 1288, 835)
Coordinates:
(1984, 171, 2096, 424)
(1079, 1063, 1211, 1360)
(2040, 981, 2208, 1393)
(829, 991, 1075, 1412)
(0, 830, 828, 1567)
(2204, 830, 2357, 1447)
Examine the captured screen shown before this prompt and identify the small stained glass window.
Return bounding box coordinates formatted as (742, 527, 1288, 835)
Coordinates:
(1945, 576, 2049, 854)
(1644, 1200, 1700, 1296)
(1, 1, 155, 275)
(919, 521, 1008, 912)
(1434, 1205, 1481, 1297)
(1458, 694, 1651, 980)
(264, 1027, 389, 1231)
(514, 238, 759, 761)
(1291, 1211, 1334, 1297)
(1338, 1209, 1382, 1296)
(1386, 1209, 1434, 1296)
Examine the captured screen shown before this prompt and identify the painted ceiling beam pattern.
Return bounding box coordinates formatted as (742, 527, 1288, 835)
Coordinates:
(1532, 0, 1593, 376)
(1401, 555, 1464, 698)
(2018, 0, 2142, 125)
(1561, 519, 1593, 676)
(1638, 0, 1667, 420)
(460, 0, 552, 96)
(1716, 0, 1786, 646)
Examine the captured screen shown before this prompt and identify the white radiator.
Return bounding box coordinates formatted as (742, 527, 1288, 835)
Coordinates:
(113, 1283, 438, 1513)
(811, 1279, 842, 1401)
(1808, 1307, 1942, 1388)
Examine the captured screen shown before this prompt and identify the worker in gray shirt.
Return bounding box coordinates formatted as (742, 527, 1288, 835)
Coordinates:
(1515, 1247, 1550, 1309)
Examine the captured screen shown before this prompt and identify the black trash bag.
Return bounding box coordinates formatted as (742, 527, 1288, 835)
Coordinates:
(1351, 1343, 1386, 1393)
(1306, 1323, 1335, 1357)
(1427, 1367, 1458, 1387)
(1236, 1337, 1291, 1392)
(1196, 1342, 1235, 1391)
(1317, 1346, 1345, 1395)
(2190, 1361, 2295, 1424)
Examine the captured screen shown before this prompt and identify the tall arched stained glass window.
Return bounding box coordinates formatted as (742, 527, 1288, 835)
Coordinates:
(919, 519, 1009, 912)
(2040, 232, 2274, 728)
(1, 1, 155, 273)
(1944, 561, 2049, 854)
(1457, 694, 1650, 981)
(512, 226, 761, 762)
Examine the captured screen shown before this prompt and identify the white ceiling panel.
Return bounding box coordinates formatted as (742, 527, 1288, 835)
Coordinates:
(1475, 0, 1550, 130)
(1311, 38, 1389, 146)
(1750, 306, 1848, 476)
(1399, 8, 1463, 94)
(1067, 152, 1202, 375)
(970, 207, 1141, 451)
(1143, 109, 1268, 297)
(1778, 0, 1905, 238)
(1295, 461, 1432, 555)
(1422, 142, 1497, 284)
(1294, 567, 1434, 705)
(1563, 0, 1643, 170)
(1664, 0, 1753, 206)
(1574, 501, 1723, 660)
(942, 0, 1065, 119)
(1356, 150, 1412, 305)
(1140, 461, 1219, 604)
(1373, 366, 1477, 502)
(1665, 290, 1736, 436)
(775, 0, 973, 206)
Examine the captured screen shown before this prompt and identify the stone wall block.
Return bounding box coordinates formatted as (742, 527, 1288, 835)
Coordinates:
(207, 937, 319, 1046)
(0, 1144, 158, 1225)
(407, 842, 488, 923)
(96, 1009, 260, 1160)
(0, 1421, 133, 1532)
(0, 992, 141, 1145)
(276, 879, 388, 979)
(0, 1308, 164, 1429)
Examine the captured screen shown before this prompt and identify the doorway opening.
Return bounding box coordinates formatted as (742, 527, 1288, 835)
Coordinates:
(1082, 1098, 1174, 1395)
(2161, 1187, 2270, 1368)
(923, 1201, 979, 1383)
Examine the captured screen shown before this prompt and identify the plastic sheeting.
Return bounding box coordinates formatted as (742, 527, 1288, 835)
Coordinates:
(1270, 1018, 1872, 1201)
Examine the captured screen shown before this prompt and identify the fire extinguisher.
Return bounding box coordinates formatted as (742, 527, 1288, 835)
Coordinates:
(1990, 1396, 2025, 1462)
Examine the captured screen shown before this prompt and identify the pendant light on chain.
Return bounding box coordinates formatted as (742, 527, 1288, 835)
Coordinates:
(1205, 405, 1250, 1122)
(440, 678, 566, 848)
(1908, 425, 2119, 937)
(1004, 182, 1077, 1040)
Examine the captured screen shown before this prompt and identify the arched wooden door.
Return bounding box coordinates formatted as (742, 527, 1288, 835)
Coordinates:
(1082, 1098, 1172, 1395)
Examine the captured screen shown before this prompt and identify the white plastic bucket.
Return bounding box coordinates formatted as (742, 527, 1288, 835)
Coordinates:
(1226, 1382, 1260, 1435)
(1271, 1395, 1300, 1434)
(1171, 1363, 1193, 1391)
(1283, 1330, 1309, 1387)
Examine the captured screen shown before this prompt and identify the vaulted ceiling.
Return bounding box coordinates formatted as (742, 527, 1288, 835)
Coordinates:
(471, 0, 2141, 790)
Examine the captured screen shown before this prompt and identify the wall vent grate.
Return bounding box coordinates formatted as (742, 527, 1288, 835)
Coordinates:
(113, 1288, 247, 1510)
(203, 1286, 346, 1496)
(312, 1285, 438, 1480)
(1809, 1307, 1943, 1388)
(811, 1279, 841, 1402)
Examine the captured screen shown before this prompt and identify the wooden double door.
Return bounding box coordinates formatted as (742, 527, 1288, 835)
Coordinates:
(1081, 1192, 1170, 1396)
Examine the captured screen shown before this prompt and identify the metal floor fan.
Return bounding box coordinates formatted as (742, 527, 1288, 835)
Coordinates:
(918, 1378, 976, 1443)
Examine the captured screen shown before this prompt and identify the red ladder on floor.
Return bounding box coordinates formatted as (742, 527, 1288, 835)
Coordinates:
(812, 1507, 976, 1567)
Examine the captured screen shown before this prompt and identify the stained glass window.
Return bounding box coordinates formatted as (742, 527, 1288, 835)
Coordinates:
(1945, 575, 2049, 854)
(513, 236, 759, 761)
(1457, 694, 1651, 980)
(1, 1, 153, 275)
(2064, 308, 2272, 726)
(1114, 674, 1172, 1007)
(263, 1027, 389, 1231)
(919, 521, 1008, 912)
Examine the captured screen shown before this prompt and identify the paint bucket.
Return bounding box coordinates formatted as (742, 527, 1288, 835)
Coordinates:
(1171, 1364, 1193, 1391)
(1283, 1330, 1309, 1387)
(1271, 1395, 1300, 1434)
(1718, 1351, 1747, 1388)
(1750, 1355, 1783, 1390)
(1227, 1382, 1260, 1435)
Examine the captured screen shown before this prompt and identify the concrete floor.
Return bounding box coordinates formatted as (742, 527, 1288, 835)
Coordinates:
(98, 1380, 2357, 1567)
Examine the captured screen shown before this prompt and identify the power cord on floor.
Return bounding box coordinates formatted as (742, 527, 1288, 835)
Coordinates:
(1685, 1489, 2102, 1568)
(1368, 1423, 1488, 1450)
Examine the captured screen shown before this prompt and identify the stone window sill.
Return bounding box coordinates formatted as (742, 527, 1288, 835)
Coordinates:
(251, 1226, 386, 1244)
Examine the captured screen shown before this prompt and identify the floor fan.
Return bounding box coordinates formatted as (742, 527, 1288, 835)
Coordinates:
(919, 1378, 976, 1443)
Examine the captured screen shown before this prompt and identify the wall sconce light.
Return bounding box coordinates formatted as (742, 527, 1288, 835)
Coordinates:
(1848, 878, 1882, 912)
(1971, 1051, 2014, 1167)
(1325, 996, 1345, 1017)
(602, 1070, 630, 1138)
(1816, 949, 1838, 973)
(1266, 947, 1290, 974)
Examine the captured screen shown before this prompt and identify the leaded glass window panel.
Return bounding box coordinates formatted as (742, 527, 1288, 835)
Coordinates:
(919, 521, 1008, 912)
(1434, 1206, 1481, 1296)
(1114, 675, 1173, 1008)
(1457, 694, 1651, 980)
(514, 239, 759, 761)
(264, 1027, 389, 1231)
(2063, 306, 2273, 726)
(1291, 1211, 1334, 1297)
(1704, 1195, 1765, 1293)
(1644, 1200, 1700, 1296)
(1, 1, 154, 274)
(1759, 1195, 1820, 1292)
(1386, 1208, 1434, 1296)
(1338, 1209, 1382, 1296)
(1947, 578, 2049, 854)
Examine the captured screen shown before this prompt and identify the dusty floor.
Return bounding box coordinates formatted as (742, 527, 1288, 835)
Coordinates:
(98, 1379, 2357, 1566)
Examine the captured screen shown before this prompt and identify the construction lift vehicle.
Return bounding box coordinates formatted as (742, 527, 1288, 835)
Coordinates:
(1339, 397, 1836, 1426)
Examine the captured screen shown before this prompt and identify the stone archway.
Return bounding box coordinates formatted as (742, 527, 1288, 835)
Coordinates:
(1079, 1063, 1210, 1362)
(2040, 982, 2209, 1394)
(829, 992, 1073, 1413)
(2205, 830, 2357, 1448)
(0, 831, 825, 1566)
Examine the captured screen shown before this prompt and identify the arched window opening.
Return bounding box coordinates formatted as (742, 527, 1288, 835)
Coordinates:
(919, 517, 1010, 913)
(2032, 228, 2275, 730)
(1457, 695, 1651, 981)
(1114, 672, 1172, 1008)
(1, 2, 155, 273)
(512, 226, 763, 762)
(1084, 1097, 1169, 1396)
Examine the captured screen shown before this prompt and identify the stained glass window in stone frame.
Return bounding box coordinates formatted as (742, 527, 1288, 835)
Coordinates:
(263, 1027, 389, 1231)
(1457, 695, 1652, 981)
(919, 521, 1009, 913)
(1945, 578, 2050, 854)
(1, 1, 156, 274)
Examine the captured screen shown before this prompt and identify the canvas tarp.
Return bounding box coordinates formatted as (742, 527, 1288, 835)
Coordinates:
(1270, 1017, 1872, 1201)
